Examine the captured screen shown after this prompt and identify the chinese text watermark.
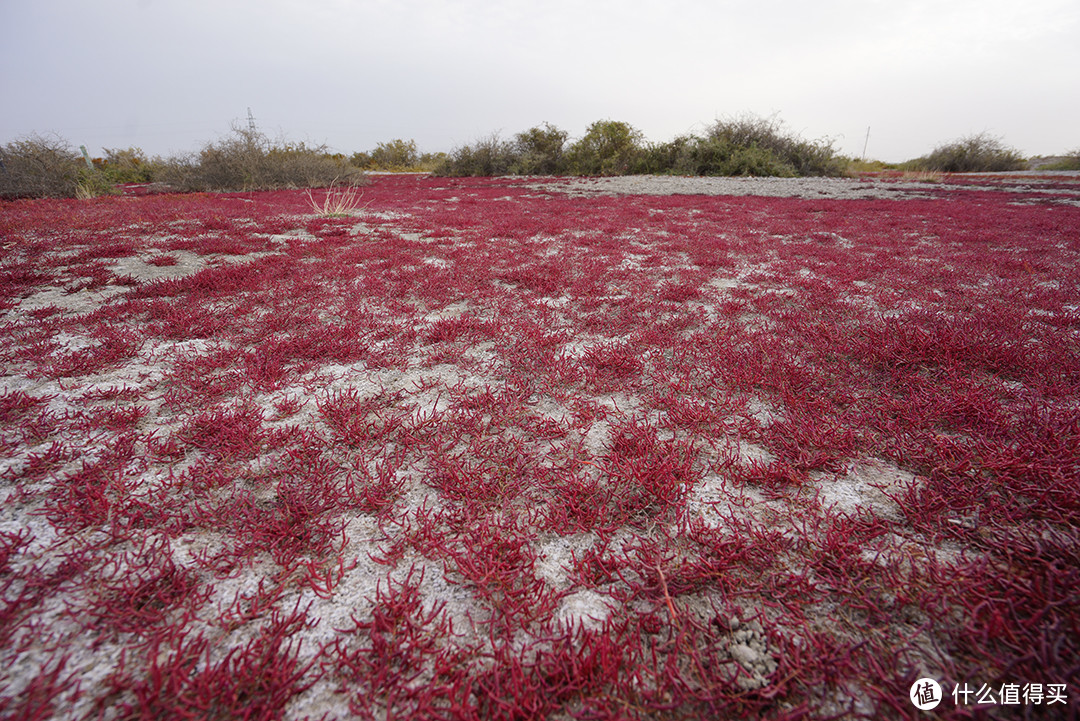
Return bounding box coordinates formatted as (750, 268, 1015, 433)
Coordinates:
(910, 679, 1069, 712)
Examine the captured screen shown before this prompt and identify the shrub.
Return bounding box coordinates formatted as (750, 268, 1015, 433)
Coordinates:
(417, 151, 448, 170)
(434, 133, 517, 177)
(423, 113, 844, 178)
(369, 139, 420, 170)
(74, 170, 117, 199)
(97, 147, 156, 184)
(349, 150, 372, 169)
(843, 158, 891, 174)
(1038, 149, 1080, 171)
(0, 133, 84, 199)
(703, 114, 845, 176)
(510, 123, 568, 175)
(156, 125, 362, 192)
(636, 135, 696, 175)
(907, 132, 1026, 173)
(677, 136, 796, 177)
(565, 120, 645, 176)
(352, 142, 445, 172)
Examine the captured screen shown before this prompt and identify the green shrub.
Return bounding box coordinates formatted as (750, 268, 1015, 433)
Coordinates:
(351, 142, 446, 172)
(0, 133, 85, 199)
(157, 126, 362, 192)
(636, 135, 696, 175)
(1038, 150, 1080, 171)
(434, 133, 517, 177)
(349, 150, 372, 169)
(97, 147, 156, 184)
(703, 114, 844, 176)
(907, 133, 1026, 173)
(417, 151, 449, 171)
(784, 138, 847, 177)
(510, 123, 568, 175)
(843, 157, 892, 174)
(566, 120, 645, 176)
(417, 113, 844, 178)
(369, 139, 420, 170)
(75, 168, 118, 199)
(677, 137, 795, 177)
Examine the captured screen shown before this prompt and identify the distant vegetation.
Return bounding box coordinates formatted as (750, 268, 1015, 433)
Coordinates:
(1, 126, 361, 199)
(156, 126, 360, 193)
(564, 120, 647, 176)
(2, 118, 1075, 200)
(0, 133, 111, 199)
(1035, 149, 1080, 171)
(435, 115, 847, 178)
(349, 138, 447, 173)
(900, 132, 1026, 173)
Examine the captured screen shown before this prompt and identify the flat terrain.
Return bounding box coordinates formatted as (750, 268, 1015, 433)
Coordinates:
(1, 173, 1078, 719)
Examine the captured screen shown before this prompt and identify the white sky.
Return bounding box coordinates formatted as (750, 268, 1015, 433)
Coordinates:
(2, 0, 1077, 163)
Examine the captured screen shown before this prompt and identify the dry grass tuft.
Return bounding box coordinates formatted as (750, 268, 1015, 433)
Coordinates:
(900, 170, 943, 183)
(306, 180, 368, 217)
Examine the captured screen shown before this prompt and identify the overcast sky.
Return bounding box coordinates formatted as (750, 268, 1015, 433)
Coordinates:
(3, 0, 1077, 163)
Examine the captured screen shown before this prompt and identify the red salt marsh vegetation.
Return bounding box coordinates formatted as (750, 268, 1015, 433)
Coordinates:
(1, 173, 1078, 718)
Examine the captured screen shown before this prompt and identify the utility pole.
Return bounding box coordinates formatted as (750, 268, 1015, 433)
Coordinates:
(79, 145, 94, 170)
(861, 127, 871, 161)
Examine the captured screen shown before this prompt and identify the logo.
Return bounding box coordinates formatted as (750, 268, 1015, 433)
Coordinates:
(911, 678, 943, 711)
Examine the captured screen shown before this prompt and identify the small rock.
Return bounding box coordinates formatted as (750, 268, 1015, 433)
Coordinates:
(730, 643, 760, 668)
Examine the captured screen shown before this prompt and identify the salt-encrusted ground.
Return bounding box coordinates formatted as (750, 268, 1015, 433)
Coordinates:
(526, 170, 1080, 203)
(2, 173, 1077, 719)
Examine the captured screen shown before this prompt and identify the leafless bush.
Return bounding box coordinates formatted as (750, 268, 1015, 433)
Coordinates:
(157, 125, 363, 192)
(0, 133, 84, 199)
